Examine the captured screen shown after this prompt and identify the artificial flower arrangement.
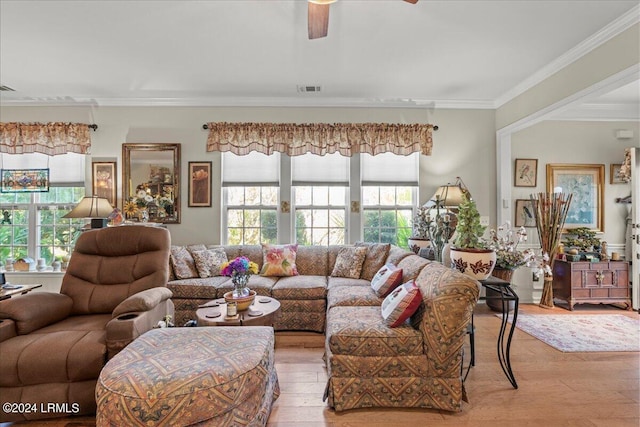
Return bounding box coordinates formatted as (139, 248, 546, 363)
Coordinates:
(220, 256, 259, 297)
(123, 185, 174, 219)
(486, 221, 536, 270)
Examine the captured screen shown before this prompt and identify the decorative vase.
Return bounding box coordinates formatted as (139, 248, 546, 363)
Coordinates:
(139, 208, 149, 222)
(232, 273, 251, 298)
(407, 237, 430, 255)
(449, 247, 496, 280)
(487, 267, 515, 312)
(441, 243, 452, 268)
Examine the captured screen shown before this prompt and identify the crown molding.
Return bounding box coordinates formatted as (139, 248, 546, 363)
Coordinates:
(550, 102, 640, 121)
(0, 96, 496, 109)
(494, 4, 640, 108)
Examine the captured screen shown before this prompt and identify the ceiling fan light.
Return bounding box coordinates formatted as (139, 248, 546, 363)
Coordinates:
(309, 0, 337, 4)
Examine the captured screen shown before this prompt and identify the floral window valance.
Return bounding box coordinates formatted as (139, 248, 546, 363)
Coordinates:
(205, 122, 434, 156)
(0, 122, 93, 156)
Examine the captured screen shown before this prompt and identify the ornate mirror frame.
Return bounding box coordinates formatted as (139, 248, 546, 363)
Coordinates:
(122, 143, 181, 224)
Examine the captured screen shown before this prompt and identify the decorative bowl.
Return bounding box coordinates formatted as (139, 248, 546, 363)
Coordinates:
(223, 290, 257, 311)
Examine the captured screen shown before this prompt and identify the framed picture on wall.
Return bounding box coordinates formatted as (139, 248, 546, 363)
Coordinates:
(546, 163, 604, 231)
(514, 158, 538, 187)
(514, 199, 537, 227)
(188, 161, 212, 207)
(610, 164, 625, 184)
(92, 161, 117, 207)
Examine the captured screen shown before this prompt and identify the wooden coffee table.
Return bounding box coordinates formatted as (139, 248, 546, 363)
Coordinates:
(196, 295, 280, 327)
(0, 283, 42, 301)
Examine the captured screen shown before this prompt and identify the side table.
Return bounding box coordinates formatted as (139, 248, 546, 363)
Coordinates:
(0, 283, 42, 301)
(480, 276, 519, 389)
(197, 296, 281, 327)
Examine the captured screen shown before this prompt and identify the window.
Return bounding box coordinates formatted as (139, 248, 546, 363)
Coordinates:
(294, 186, 347, 245)
(292, 153, 348, 246)
(225, 186, 278, 245)
(0, 187, 86, 264)
(361, 153, 418, 248)
(0, 153, 86, 265)
(222, 152, 279, 245)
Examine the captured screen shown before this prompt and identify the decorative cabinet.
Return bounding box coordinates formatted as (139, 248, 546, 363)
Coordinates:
(552, 260, 630, 310)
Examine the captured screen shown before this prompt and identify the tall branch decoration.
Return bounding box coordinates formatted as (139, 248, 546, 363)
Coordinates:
(531, 192, 572, 309)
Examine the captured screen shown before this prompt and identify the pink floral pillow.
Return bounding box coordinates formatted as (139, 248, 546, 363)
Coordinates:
(370, 263, 403, 297)
(381, 280, 422, 328)
(260, 244, 299, 277)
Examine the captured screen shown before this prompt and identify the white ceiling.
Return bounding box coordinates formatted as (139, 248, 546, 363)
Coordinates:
(0, 0, 638, 116)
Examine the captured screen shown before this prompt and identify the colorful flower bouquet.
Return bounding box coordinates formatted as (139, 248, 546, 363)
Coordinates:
(220, 256, 259, 297)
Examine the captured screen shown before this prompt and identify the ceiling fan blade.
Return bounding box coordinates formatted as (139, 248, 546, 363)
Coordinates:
(403, 0, 418, 4)
(308, 2, 330, 39)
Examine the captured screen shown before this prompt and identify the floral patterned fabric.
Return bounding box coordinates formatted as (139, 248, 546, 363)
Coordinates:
(260, 244, 299, 277)
(330, 246, 368, 279)
(397, 254, 431, 282)
(96, 327, 279, 427)
(169, 246, 199, 279)
(355, 242, 391, 281)
(205, 122, 435, 157)
(191, 248, 228, 278)
(0, 122, 92, 155)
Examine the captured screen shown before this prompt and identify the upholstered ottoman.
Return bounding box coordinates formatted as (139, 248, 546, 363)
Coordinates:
(96, 326, 279, 426)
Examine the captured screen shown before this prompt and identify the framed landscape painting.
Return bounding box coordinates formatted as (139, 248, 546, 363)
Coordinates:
(546, 163, 604, 231)
(514, 158, 537, 187)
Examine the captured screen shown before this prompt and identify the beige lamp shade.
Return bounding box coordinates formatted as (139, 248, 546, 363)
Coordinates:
(426, 177, 471, 209)
(63, 196, 113, 228)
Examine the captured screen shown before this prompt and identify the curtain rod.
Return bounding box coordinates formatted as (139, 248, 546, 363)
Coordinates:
(202, 123, 438, 131)
(88, 124, 98, 131)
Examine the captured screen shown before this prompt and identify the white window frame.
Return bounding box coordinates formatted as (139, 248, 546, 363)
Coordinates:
(221, 185, 279, 245)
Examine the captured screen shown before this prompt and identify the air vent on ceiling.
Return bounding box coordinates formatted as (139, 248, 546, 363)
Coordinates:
(0, 85, 16, 91)
(297, 85, 321, 93)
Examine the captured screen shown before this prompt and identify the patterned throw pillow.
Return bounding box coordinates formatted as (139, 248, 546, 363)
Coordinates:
(191, 248, 228, 278)
(381, 280, 422, 327)
(330, 246, 368, 279)
(370, 263, 403, 297)
(170, 246, 199, 279)
(260, 244, 299, 277)
(355, 242, 391, 281)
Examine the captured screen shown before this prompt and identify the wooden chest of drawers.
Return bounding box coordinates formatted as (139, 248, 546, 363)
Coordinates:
(552, 260, 630, 310)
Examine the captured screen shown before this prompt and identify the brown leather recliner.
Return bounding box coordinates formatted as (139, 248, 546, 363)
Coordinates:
(0, 225, 174, 422)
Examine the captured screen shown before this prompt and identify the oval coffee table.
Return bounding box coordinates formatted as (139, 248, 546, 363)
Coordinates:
(196, 296, 281, 327)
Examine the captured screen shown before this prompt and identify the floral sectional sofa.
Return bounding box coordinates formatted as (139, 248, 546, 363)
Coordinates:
(167, 243, 480, 412)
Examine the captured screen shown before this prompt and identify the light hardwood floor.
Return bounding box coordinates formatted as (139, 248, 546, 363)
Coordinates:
(3, 303, 639, 427)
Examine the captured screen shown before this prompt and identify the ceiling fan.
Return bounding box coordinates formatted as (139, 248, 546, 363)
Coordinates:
(308, 0, 418, 39)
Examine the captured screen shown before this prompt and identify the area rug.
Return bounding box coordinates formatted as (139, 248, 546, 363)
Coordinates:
(501, 314, 640, 352)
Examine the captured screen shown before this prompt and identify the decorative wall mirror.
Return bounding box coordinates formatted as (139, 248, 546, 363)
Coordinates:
(122, 143, 181, 224)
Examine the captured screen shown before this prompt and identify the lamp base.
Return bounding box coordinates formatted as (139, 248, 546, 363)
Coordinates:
(91, 218, 108, 229)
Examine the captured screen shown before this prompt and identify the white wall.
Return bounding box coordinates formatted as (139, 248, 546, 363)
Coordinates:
(1, 105, 497, 245)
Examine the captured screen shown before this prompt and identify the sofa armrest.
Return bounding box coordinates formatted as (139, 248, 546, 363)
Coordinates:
(411, 264, 480, 376)
(106, 289, 174, 359)
(0, 292, 73, 335)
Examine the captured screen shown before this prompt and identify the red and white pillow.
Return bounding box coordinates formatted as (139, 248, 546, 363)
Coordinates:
(381, 280, 422, 328)
(370, 263, 403, 297)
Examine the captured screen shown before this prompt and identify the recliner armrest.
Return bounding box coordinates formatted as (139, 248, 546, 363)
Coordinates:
(0, 292, 73, 335)
(111, 287, 173, 318)
(107, 287, 174, 359)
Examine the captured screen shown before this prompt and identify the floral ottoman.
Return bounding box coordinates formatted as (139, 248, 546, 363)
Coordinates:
(96, 327, 279, 426)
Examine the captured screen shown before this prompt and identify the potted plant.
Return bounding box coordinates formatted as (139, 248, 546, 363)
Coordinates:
(449, 193, 496, 280)
(407, 206, 432, 254)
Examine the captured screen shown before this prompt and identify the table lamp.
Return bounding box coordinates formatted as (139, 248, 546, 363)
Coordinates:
(62, 195, 113, 228)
